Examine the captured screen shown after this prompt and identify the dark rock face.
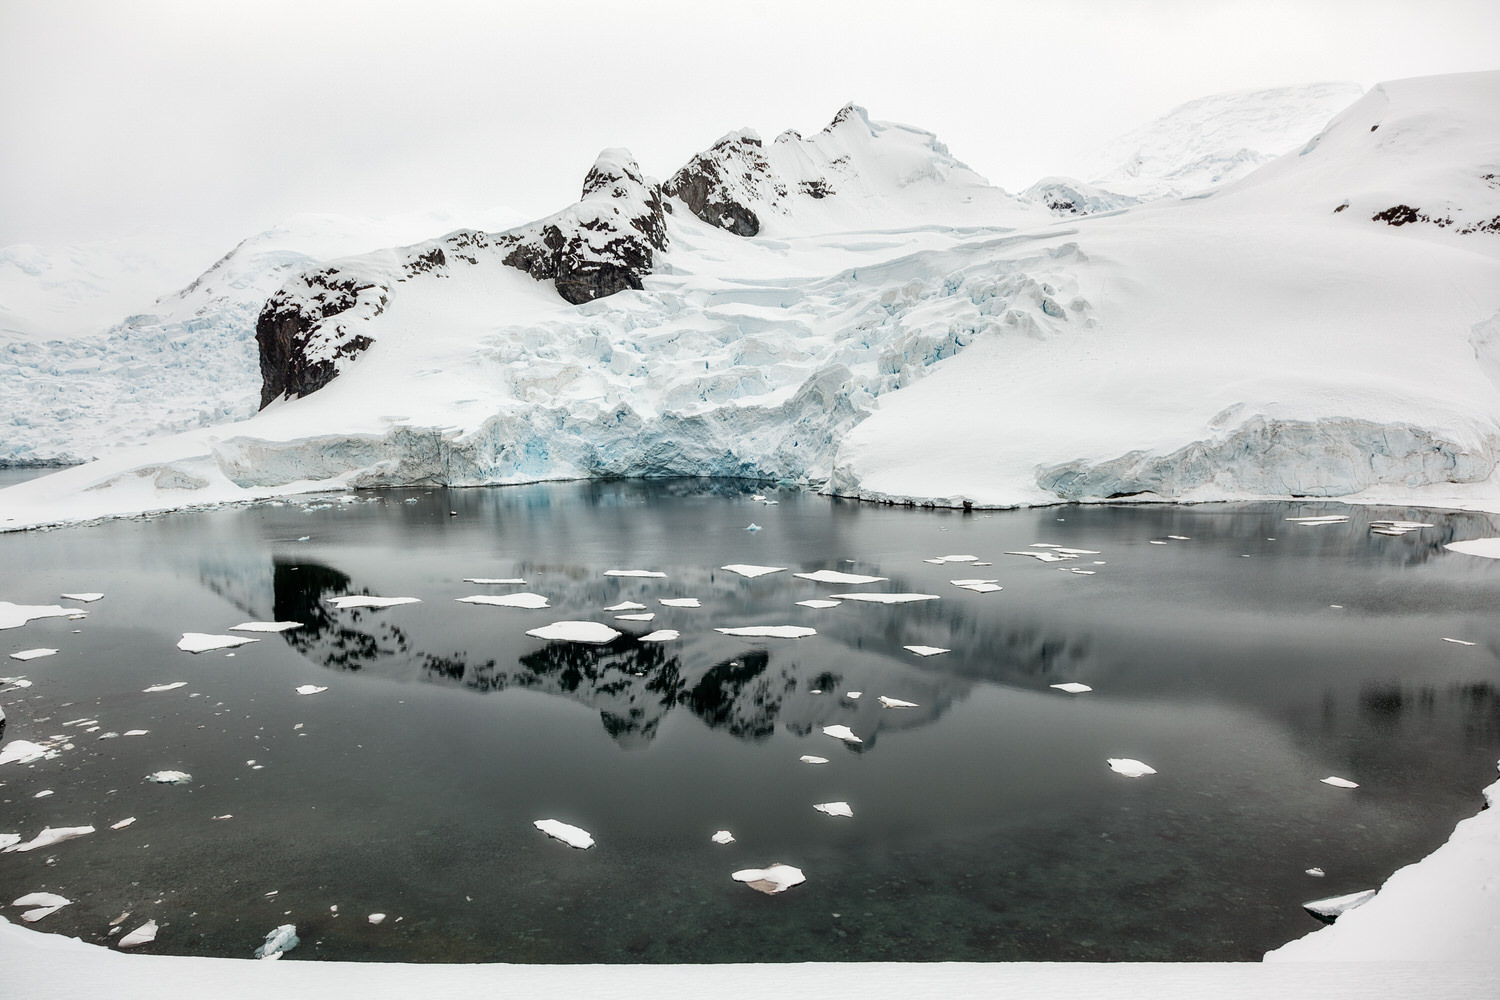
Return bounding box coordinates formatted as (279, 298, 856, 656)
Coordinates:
(662, 132, 777, 236)
(255, 268, 387, 407)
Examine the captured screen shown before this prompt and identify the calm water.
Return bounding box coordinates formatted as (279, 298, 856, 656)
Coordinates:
(2, 481, 1498, 963)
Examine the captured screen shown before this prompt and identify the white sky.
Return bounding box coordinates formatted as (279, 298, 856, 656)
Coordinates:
(1, 0, 1495, 253)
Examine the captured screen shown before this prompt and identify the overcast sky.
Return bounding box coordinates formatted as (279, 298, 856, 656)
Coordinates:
(1, 0, 1495, 253)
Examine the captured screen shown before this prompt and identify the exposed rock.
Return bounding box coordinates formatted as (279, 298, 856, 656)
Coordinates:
(1021, 176, 1141, 217)
(255, 267, 388, 407)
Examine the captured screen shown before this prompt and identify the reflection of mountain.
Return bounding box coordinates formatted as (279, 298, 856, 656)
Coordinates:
(273, 559, 413, 671)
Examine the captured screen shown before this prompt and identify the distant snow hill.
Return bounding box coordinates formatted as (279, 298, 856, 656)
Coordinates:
(2, 72, 1499, 528)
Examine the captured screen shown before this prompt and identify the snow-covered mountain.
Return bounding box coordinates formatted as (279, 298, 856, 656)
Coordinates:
(1, 73, 1498, 529)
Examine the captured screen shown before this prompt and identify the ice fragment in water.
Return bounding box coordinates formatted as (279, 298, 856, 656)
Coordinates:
(845, 691, 862, 700)
(822, 725, 862, 744)
(639, 630, 680, 642)
(143, 682, 186, 693)
(814, 802, 853, 818)
(732, 864, 805, 895)
(111, 818, 136, 829)
(711, 830, 735, 845)
(1285, 515, 1349, 525)
(33, 790, 53, 798)
(720, 564, 787, 578)
(146, 770, 192, 785)
(933, 554, 979, 563)
(1107, 758, 1156, 778)
(59, 593, 103, 603)
(4, 826, 95, 853)
(0, 739, 54, 765)
(604, 601, 647, 612)
(659, 598, 701, 608)
(793, 570, 888, 585)
(533, 819, 594, 849)
(955, 581, 1003, 593)
(799, 755, 829, 765)
(904, 645, 949, 657)
(1005, 550, 1071, 562)
(615, 613, 655, 622)
(13, 891, 72, 921)
(715, 625, 816, 639)
(1320, 776, 1359, 788)
(1441, 637, 1477, 646)
(177, 633, 259, 653)
(326, 596, 420, 609)
(826, 593, 940, 604)
(0, 835, 18, 850)
(604, 570, 666, 579)
(796, 600, 841, 609)
(118, 919, 158, 948)
(0, 602, 81, 630)
(878, 696, 918, 708)
(462, 578, 525, 585)
(255, 924, 299, 960)
(1305, 867, 1326, 877)
(368, 913, 386, 925)
(1303, 889, 1377, 922)
(744, 523, 762, 532)
(1051, 682, 1093, 694)
(295, 685, 327, 696)
(456, 593, 550, 609)
(8, 648, 57, 661)
(123, 729, 148, 737)
(229, 621, 303, 633)
(526, 621, 621, 644)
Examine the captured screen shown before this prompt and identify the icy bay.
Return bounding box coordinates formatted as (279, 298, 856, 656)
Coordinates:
(1, 480, 1497, 962)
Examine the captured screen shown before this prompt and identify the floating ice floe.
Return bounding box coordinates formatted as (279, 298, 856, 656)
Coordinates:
(822, 724, 862, 744)
(814, 801, 853, 818)
(1320, 775, 1359, 788)
(1148, 540, 1168, 546)
(1285, 515, 1349, 525)
(826, 592, 940, 604)
(8, 648, 56, 661)
(845, 691, 862, 700)
(721, 564, 787, 578)
(1051, 682, 1093, 694)
(1443, 538, 1500, 559)
(456, 593, 550, 609)
(615, 613, 655, 622)
(799, 755, 829, 765)
(0, 834, 18, 850)
(951, 580, 1003, 593)
(0, 739, 55, 765)
(711, 830, 735, 845)
(177, 633, 259, 653)
(1167, 536, 1191, 541)
(0, 602, 82, 630)
(932, 555, 979, 564)
(1065, 568, 1097, 575)
(462, 578, 525, 585)
(1005, 550, 1072, 563)
(659, 598, 701, 608)
(111, 818, 136, 830)
(533, 819, 594, 849)
(255, 924, 300, 960)
(744, 523, 762, 532)
(118, 919, 158, 948)
(1441, 637, 1477, 646)
(34, 790, 53, 799)
(2, 678, 31, 689)
(715, 625, 816, 639)
(13, 891, 72, 922)
(732, 864, 805, 895)
(1303, 889, 1377, 922)
(638, 630, 680, 642)
(123, 729, 148, 737)
(142, 682, 187, 693)
(526, 621, 622, 644)
(229, 621, 303, 632)
(1107, 758, 1157, 778)
(793, 570, 888, 585)
(327, 596, 421, 609)
(59, 592, 103, 603)
(605, 570, 667, 579)
(878, 696, 918, 708)
(1305, 867, 1326, 877)
(295, 685, 327, 696)
(796, 599, 841, 609)
(604, 601, 647, 612)
(146, 770, 192, 785)
(4, 826, 94, 853)
(368, 913, 386, 925)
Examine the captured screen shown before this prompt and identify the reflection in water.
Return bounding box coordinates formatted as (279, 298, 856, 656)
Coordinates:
(272, 559, 412, 672)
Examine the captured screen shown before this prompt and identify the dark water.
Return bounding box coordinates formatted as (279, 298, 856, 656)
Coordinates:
(1, 481, 1498, 963)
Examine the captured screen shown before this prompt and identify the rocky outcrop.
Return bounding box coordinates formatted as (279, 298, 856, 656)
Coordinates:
(1020, 177, 1141, 217)
(255, 267, 389, 407)
(661, 131, 777, 235)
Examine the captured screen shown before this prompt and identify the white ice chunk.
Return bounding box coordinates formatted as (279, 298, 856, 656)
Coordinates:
(615, 613, 655, 622)
(255, 924, 299, 960)
(326, 596, 421, 609)
(731, 863, 805, 895)
(1051, 682, 1093, 694)
(955, 582, 1003, 593)
(142, 682, 186, 693)
(604, 601, 647, 612)
(1445, 538, 1500, 559)
(111, 818, 136, 829)
(1370, 521, 1433, 529)
(1107, 758, 1157, 778)
(13, 891, 72, 922)
(229, 621, 303, 633)
(604, 570, 666, 578)
(878, 696, 919, 708)
(462, 578, 525, 585)
(1306, 867, 1326, 877)
(933, 554, 979, 563)
(295, 685, 327, 696)
(177, 633, 259, 653)
(146, 770, 192, 785)
(822, 724, 862, 744)
(1285, 515, 1349, 524)
(1441, 637, 1477, 646)
(744, 524, 762, 532)
(4, 826, 94, 853)
(715, 625, 816, 639)
(639, 630, 680, 642)
(659, 598, 701, 608)
(123, 729, 148, 737)
(1006, 550, 1072, 562)
(793, 570, 888, 585)
(1303, 889, 1377, 921)
(796, 600, 841, 609)
(0, 740, 53, 765)
(721, 564, 787, 578)
(118, 918, 158, 948)
(1052, 548, 1102, 555)
(1321, 776, 1359, 788)
(903, 646, 950, 658)
(826, 593, 940, 604)
(59, 593, 103, 603)
(0, 602, 80, 630)
(711, 830, 735, 845)
(8, 649, 57, 661)
(799, 755, 829, 764)
(845, 691, 862, 700)
(368, 913, 387, 925)
(533, 818, 594, 849)
(814, 801, 853, 818)
(526, 621, 622, 644)
(456, 593, 550, 609)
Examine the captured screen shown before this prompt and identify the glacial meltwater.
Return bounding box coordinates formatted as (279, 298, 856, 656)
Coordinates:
(2, 480, 1498, 963)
